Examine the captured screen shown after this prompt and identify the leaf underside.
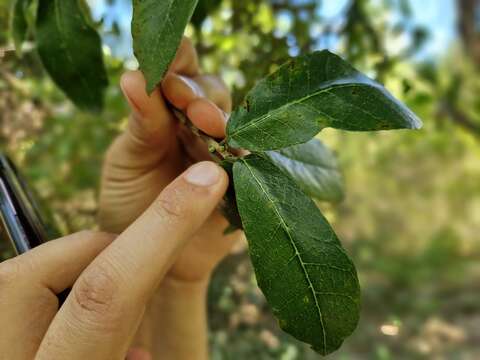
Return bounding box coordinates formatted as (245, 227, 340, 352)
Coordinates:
(267, 138, 344, 202)
(132, 0, 199, 93)
(233, 154, 360, 355)
(36, 0, 108, 111)
(219, 160, 243, 232)
(227, 50, 423, 151)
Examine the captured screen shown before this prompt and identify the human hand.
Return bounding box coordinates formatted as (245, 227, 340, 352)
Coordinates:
(0, 162, 228, 360)
(99, 37, 242, 284)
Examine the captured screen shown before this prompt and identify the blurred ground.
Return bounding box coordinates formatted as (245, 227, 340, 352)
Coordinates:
(1, 0, 480, 358)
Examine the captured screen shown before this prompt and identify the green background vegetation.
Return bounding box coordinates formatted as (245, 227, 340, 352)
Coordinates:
(1, 0, 480, 358)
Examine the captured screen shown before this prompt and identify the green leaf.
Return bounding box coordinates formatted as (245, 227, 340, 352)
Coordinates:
(266, 139, 344, 202)
(226, 50, 422, 151)
(78, 0, 99, 29)
(219, 159, 243, 232)
(132, 0, 199, 93)
(36, 0, 108, 111)
(233, 154, 360, 355)
(10, 0, 33, 56)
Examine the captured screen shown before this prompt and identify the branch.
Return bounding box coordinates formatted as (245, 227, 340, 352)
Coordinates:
(456, 0, 480, 66)
(439, 100, 480, 137)
(168, 105, 237, 162)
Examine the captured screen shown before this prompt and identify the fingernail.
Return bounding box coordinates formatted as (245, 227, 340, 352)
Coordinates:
(178, 75, 204, 97)
(184, 162, 220, 187)
(126, 348, 152, 360)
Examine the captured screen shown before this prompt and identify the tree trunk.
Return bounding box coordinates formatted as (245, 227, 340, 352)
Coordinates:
(457, 0, 480, 65)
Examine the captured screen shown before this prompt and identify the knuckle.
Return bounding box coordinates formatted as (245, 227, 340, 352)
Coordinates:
(153, 190, 187, 221)
(104, 136, 125, 163)
(71, 260, 122, 327)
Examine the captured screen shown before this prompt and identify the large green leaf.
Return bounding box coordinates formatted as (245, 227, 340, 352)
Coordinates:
(10, 0, 33, 56)
(233, 154, 360, 355)
(226, 50, 422, 151)
(36, 0, 108, 111)
(132, 0, 199, 93)
(266, 138, 344, 202)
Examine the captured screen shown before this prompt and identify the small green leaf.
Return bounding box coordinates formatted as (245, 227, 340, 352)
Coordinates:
(132, 0, 199, 93)
(10, 0, 33, 56)
(36, 0, 108, 111)
(227, 50, 422, 151)
(266, 139, 344, 202)
(233, 154, 360, 355)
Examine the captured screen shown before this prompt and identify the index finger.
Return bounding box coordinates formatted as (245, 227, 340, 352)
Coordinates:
(37, 162, 228, 360)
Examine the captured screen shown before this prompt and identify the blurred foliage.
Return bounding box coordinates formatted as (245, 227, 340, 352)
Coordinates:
(1, 0, 480, 358)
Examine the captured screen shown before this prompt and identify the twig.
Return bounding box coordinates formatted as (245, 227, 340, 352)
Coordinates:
(169, 106, 237, 162)
(439, 101, 480, 138)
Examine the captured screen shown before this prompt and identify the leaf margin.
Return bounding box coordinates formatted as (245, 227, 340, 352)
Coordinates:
(266, 138, 345, 202)
(226, 50, 423, 152)
(233, 153, 361, 355)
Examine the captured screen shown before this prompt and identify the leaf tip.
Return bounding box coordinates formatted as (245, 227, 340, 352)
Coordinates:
(403, 110, 423, 130)
(411, 116, 423, 130)
(145, 79, 158, 95)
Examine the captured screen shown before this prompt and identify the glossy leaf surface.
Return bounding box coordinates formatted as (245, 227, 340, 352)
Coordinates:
(227, 50, 422, 151)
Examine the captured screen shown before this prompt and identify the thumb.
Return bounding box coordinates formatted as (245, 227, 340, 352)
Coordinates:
(37, 161, 228, 360)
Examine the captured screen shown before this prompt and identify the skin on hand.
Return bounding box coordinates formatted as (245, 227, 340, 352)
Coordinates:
(0, 162, 228, 360)
(99, 37, 243, 284)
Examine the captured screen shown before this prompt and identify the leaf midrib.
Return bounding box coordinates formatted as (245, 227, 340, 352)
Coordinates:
(151, 0, 175, 65)
(229, 82, 379, 141)
(240, 158, 328, 354)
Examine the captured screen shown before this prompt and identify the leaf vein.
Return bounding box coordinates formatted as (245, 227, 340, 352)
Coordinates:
(229, 82, 378, 139)
(241, 158, 328, 354)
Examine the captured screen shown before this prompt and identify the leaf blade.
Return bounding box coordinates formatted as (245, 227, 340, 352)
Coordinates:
(233, 154, 360, 354)
(36, 0, 108, 111)
(132, 0, 199, 93)
(227, 50, 422, 151)
(266, 138, 344, 202)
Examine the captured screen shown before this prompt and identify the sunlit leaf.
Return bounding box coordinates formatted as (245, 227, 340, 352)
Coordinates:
(227, 50, 422, 151)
